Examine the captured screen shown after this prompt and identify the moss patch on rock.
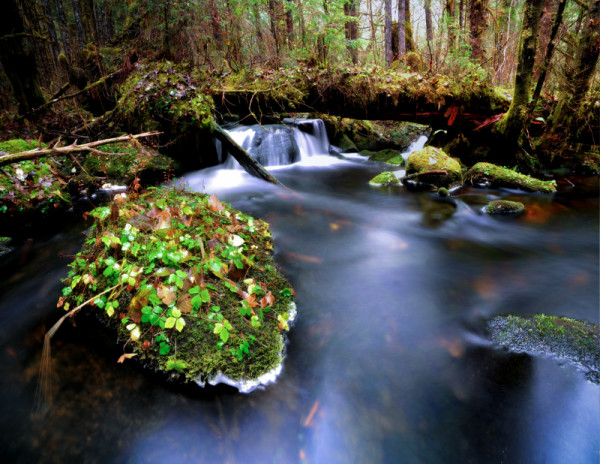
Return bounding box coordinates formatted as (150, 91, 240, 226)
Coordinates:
(58, 186, 295, 387)
(488, 314, 600, 383)
(369, 171, 400, 186)
(484, 199, 525, 215)
(403, 146, 462, 189)
(465, 162, 557, 192)
(365, 148, 403, 164)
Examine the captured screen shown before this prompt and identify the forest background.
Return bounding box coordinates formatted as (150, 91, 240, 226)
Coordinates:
(0, 0, 598, 171)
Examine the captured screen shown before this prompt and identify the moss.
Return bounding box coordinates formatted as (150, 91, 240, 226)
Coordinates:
(0, 138, 46, 153)
(484, 199, 525, 215)
(369, 171, 400, 186)
(59, 186, 295, 386)
(367, 148, 403, 163)
(337, 133, 358, 153)
(403, 146, 462, 189)
(465, 162, 557, 192)
(488, 314, 600, 383)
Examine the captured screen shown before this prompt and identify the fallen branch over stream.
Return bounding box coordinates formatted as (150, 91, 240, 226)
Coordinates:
(0, 131, 161, 168)
(213, 125, 286, 188)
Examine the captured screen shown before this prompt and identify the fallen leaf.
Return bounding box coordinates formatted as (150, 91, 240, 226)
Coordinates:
(303, 400, 320, 427)
(259, 291, 275, 308)
(157, 284, 176, 306)
(208, 193, 225, 212)
(117, 353, 137, 363)
(287, 252, 323, 264)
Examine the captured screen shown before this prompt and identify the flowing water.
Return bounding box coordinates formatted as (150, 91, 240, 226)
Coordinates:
(0, 121, 598, 463)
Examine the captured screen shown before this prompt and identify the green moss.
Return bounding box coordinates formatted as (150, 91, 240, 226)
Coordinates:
(59, 186, 295, 386)
(0, 138, 47, 153)
(465, 162, 557, 192)
(404, 146, 462, 188)
(369, 171, 400, 186)
(367, 148, 403, 163)
(484, 199, 525, 215)
(488, 314, 600, 383)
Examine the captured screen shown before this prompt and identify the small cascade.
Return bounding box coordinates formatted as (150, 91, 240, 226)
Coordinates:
(224, 124, 301, 168)
(220, 119, 331, 168)
(287, 119, 330, 157)
(401, 135, 428, 161)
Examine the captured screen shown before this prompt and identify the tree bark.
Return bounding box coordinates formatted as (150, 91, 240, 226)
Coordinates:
(496, 0, 544, 142)
(405, 0, 416, 53)
(531, 0, 566, 106)
(344, 0, 359, 64)
(549, 0, 600, 135)
(424, 0, 434, 68)
(0, 0, 45, 114)
(470, 0, 489, 60)
(385, 0, 392, 66)
(398, 0, 407, 60)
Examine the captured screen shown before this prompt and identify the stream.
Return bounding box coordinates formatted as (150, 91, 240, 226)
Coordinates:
(0, 121, 598, 463)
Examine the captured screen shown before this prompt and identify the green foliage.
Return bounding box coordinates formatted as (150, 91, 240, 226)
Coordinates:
(59, 185, 295, 382)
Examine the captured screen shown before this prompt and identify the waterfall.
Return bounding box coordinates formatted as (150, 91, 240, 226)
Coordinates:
(220, 119, 331, 168)
(401, 135, 428, 161)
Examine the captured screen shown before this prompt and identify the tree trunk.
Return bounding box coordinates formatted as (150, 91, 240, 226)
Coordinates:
(549, 0, 600, 135)
(385, 0, 392, 66)
(268, 0, 281, 58)
(297, 0, 306, 46)
(424, 0, 434, 68)
(405, 0, 416, 52)
(286, 0, 294, 47)
(344, 0, 359, 64)
(445, 0, 457, 52)
(398, 0, 406, 60)
(531, 0, 566, 106)
(0, 0, 45, 114)
(470, 0, 489, 60)
(496, 0, 544, 142)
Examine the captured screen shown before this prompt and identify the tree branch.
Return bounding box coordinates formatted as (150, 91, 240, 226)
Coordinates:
(0, 132, 161, 167)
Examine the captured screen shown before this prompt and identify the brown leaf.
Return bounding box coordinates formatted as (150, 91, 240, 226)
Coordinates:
(117, 353, 137, 364)
(128, 287, 151, 323)
(259, 291, 275, 308)
(110, 202, 119, 223)
(244, 293, 258, 309)
(176, 278, 194, 314)
(227, 261, 248, 281)
(157, 284, 176, 306)
(208, 193, 225, 212)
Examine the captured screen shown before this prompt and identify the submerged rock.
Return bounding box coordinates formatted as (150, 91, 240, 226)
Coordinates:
(487, 314, 600, 383)
(484, 199, 525, 215)
(363, 148, 404, 165)
(402, 146, 462, 190)
(59, 186, 295, 391)
(465, 162, 557, 192)
(369, 171, 400, 186)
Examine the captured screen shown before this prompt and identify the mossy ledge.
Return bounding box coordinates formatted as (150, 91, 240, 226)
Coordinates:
(59, 186, 295, 391)
(487, 314, 600, 383)
(465, 162, 557, 193)
(369, 171, 400, 186)
(403, 146, 462, 189)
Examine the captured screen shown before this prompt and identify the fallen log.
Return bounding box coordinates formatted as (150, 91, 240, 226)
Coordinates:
(212, 125, 285, 187)
(0, 132, 161, 168)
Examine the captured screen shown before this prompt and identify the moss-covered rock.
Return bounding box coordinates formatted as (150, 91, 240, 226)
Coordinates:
(488, 314, 600, 383)
(365, 148, 403, 165)
(337, 133, 358, 153)
(59, 186, 295, 389)
(402, 146, 462, 189)
(465, 162, 557, 192)
(369, 171, 400, 186)
(484, 199, 525, 215)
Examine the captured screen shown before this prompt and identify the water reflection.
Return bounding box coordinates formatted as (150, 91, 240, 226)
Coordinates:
(0, 156, 597, 463)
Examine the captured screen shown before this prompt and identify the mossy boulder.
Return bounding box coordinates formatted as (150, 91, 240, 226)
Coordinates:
(364, 148, 404, 165)
(484, 199, 525, 215)
(402, 146, 462, 189)
(59, 186, 295, 389)
(369, 171, 400, 186)
(488, 314, 600, 383)
(335, 133, 358, 153)
(465, 162, 557, 193)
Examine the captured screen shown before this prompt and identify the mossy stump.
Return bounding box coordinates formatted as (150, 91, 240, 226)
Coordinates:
(59, 186, 295, 390)
(465, 162, 557, 193)
(488, 314, 600, 383)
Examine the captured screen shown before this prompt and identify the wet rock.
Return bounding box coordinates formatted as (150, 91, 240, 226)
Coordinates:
(465, 162, 557, 193)
(369, 171, 400, 186)
(402, 146, 462, 190)
(336, 133, 358, 153)
(363, 148, 404, 165)
(0, 236, 12, 258)
(484, 199, 525, 215)
(487, 314, 600, 383)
